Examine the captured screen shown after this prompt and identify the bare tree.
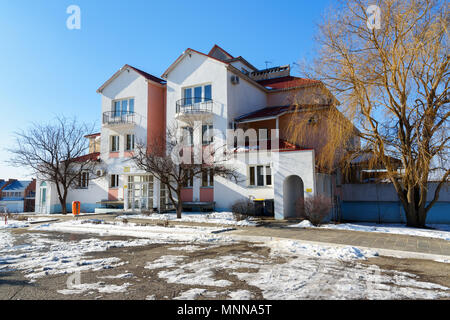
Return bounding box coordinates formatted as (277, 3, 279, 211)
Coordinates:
(290, 0, 449, 227)
(8, 116, 99, 214)
(132, 121, 239, 219)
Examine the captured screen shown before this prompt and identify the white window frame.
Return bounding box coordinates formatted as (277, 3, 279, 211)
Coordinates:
(112, 97, 135, 116)
(248, 165, 272, 187)
(182, 83, 212, 104)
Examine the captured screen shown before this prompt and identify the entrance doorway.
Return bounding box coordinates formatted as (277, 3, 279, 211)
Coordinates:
(283, 175, 304, 218)
(39, 181, 47, 213)
(127, 175, 154, 211)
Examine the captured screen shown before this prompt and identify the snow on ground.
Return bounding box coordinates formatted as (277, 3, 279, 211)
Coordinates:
(143, 239, 449, 299)
(0, 231, 162, 279)
(2, 218, 450, 299)
(0, 219, 30, 229)
(265, 239, 379, 261)
(31, 219, 237, 244)
(174, 288, 219, 300)
(288, 221, 450, 241)
(98, 272, 134, 279)
(117, 211, 259, 227)
(57, 282, 131, 295)
(228, 290, 254, 300)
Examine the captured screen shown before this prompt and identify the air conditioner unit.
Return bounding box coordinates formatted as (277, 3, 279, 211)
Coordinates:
(231, 75, 240, 85)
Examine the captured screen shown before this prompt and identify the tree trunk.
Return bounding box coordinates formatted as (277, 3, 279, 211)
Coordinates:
(60, 194, 68, 215)
(60, 190, 67, 214)
(176, 201, 182, 219)
(403, 192, 427, 228)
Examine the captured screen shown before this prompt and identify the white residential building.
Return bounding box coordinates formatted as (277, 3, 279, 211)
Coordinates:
(36, 45, 349, 219)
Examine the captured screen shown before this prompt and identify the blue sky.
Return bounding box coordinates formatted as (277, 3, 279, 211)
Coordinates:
(0, 0, 332, 179)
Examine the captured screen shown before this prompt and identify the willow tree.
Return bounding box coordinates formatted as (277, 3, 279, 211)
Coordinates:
(290, 0, 449, 227)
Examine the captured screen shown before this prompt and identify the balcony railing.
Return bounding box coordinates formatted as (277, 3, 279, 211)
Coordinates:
(103, 111, 136, 125)
(176, 98, 213, 114)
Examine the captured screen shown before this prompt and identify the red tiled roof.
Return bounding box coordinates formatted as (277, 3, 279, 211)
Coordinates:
(257, 76, 320, 90)
(72, 152, 100, 163)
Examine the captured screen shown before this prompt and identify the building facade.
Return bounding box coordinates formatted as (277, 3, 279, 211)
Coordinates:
(35, 45, 346, 219)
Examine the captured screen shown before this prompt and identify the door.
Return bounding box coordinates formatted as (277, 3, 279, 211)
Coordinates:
(39, 182, 47, 213)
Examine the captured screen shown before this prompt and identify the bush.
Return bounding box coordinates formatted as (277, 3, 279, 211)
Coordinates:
(231, 199, 255, 221)
(297, 194, 332, 226)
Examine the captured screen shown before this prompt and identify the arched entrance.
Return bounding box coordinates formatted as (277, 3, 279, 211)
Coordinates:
(39, 181, 48, 213)
(283, 175, 304, 218)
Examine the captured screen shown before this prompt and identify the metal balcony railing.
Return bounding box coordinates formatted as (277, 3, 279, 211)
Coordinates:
(103, 111, 136, 125)
(176, 98, 213, 114)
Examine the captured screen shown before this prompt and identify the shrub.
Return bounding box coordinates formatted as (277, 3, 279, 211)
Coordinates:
(297, 194, 332, 226)
(231, 199, 255, 221)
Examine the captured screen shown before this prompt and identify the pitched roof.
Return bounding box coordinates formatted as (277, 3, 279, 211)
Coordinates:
(161, 48, 230, 78)
(3, 180, 32, 191)
(235, 104, 333, 123)
(72, 152, 100, 163)
(97, 64, 165, 93)
(84, 133, 101, 138)
(235, 105, 295, 122)
(257, 76, 321, 90)
(207, 44, 234, 60)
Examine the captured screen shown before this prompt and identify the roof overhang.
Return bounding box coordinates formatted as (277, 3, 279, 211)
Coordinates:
(97, 64, 164, 93)
(161, 48, 229, 79)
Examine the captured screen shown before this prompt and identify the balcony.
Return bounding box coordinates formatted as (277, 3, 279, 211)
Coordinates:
(102, 111, 136, 129)
(175, 98, 213, 120)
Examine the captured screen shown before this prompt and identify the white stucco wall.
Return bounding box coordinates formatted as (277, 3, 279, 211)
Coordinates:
(273, 150, 316, 219)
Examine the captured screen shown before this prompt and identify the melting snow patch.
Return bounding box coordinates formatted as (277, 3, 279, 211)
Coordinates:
(228, 290, 253, 300)
(174, 288, 219, 300)
(58, 282, 130, 295)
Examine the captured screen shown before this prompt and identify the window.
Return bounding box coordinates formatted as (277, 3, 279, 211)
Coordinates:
(110, 135, 119, 152)
(183, 84, 212, 104)
(110, 174, 119, 188)
(182, 127, 194, 145)
(202, 168, 214, 187)
(112, 98, 135, 116)
(126, 134, 135, 151)
(265, 166, 272, 185)
(184, 88, 192, 105)
(202, 124, 214, 144)
(194, 86, 202, 103)
(183, 169, 193, 188)
(249, 166, 255, 186)
(78, 171, 89, 188)
(248, 165, 272, 187)
(204, 85, 212, 101)
(257, 165, 264, 186)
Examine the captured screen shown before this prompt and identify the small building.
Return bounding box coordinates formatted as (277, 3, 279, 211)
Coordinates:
(0, 179, 36, 213)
